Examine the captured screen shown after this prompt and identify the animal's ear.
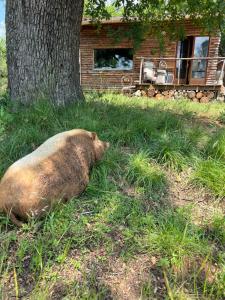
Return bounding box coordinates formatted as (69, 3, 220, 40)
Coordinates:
(91, 132, 97, 140)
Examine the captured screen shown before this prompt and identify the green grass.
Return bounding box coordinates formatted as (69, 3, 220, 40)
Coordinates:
(0, 90, 225, 299)
(206, 129, 225, 160)
(126, 151, 166, 193)
(193, 159, 225, 197)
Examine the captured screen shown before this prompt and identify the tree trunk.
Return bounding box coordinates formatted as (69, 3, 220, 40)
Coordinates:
(6, 0, 84, 105)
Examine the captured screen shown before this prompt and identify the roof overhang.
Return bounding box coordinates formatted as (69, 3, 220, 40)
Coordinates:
(82, 15, 194, 26)
(82, 17, 130, 26)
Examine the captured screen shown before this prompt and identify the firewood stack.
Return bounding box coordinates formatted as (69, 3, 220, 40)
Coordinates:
(131, 85, 218, 102)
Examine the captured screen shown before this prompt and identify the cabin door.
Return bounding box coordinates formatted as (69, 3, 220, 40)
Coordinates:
(189, 36, 210, 85)
(176, 36, 210, 85)
(176, 37, 193, 84)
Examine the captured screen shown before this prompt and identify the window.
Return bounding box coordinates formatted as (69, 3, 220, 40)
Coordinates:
(94, 48, 133, 70)
(191, 36, 209, 79)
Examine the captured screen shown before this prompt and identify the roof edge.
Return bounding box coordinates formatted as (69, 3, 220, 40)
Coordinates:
(82, 17, 131, 26)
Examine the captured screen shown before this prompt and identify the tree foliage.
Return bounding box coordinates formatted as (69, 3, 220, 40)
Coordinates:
(85, 0, 225, 40)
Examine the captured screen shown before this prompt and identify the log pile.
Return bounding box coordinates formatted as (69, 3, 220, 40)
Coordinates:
(129, 85, 219, 102)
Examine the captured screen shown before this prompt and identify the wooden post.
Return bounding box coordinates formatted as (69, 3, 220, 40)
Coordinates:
(79, 49, 82, 86)
(177, 58, 181, 85)
(219, 59, 225, 83)
(139, 58, 144, 84)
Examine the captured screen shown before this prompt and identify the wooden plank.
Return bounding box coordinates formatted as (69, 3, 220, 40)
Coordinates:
(139, 58, 144, 84)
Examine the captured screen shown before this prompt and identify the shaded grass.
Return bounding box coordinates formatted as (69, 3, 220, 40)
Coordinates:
(0, 91, 225, 299)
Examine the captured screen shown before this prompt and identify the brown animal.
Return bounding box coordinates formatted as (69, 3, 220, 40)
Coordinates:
(0, 129, 109, 226)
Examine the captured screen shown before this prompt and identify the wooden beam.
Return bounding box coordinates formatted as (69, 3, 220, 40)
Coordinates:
(139, 58, 144, 84)
(219, 59, 225, 82)
(136, 56, 225, 61)
(177, 60, 181, 85)
(79, 49, 82, 86)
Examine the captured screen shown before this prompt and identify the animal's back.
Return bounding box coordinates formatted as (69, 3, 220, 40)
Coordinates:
(8, 129, 84, 172)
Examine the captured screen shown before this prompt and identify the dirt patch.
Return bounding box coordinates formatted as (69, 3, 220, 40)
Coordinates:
(166, 168, 224, 224)
(98, 255, 166, 300)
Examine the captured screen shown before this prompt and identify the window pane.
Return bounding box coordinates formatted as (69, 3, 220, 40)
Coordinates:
(192, 37, 209, 79)
(94, 49, 133, 70)
(193, 37, 209, 57)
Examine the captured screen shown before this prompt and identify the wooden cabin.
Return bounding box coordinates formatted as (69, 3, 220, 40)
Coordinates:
(80, 17, 224, 95)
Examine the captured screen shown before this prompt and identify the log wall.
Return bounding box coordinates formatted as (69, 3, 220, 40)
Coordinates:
(80, 21, 221, 90)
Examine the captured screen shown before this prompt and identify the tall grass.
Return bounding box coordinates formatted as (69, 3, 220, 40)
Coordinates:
(206, 129, 225, 160)
(193, 159, 225, 197)
(126, 151, 166, 193)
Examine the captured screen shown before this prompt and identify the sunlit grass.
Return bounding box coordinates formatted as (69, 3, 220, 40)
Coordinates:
(206, 128, 225, 160)
(126, 151, 166, 192)
(193, 159, 225, 197)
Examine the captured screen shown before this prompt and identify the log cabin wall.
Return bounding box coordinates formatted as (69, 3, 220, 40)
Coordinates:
(80, 23, 134, 90)
(80, 21, 221, 90)
(206, 37, 221, 85)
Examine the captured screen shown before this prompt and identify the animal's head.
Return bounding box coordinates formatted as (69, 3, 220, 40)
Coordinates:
(91, 132, 110, 161)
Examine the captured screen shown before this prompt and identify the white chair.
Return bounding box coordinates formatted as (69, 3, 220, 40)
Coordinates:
(143, 61, 157, 83)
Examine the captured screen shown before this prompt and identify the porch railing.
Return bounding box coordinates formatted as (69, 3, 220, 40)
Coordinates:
(137, 56, 225, 86)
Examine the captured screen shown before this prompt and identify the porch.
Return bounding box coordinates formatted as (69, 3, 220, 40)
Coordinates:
(121, 56, 224, 101)
(136, 56, 225, 87)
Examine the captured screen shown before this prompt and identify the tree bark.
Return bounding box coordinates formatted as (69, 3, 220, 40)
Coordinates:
(6, 0, 84, 105)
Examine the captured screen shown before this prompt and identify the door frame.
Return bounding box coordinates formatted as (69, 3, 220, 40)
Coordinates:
(188, 36, 210, 85)
(175, 36, 193, 84)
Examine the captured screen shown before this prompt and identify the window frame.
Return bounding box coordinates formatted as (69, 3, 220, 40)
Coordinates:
(93, 48, 134, 72)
